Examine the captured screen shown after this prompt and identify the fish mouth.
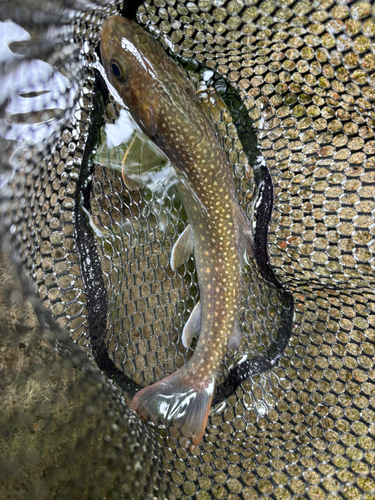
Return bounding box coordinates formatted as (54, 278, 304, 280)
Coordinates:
(100, 15, 133, 66)
(101, 15, 132, 42)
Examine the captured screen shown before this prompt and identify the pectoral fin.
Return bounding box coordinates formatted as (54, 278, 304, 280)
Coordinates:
(240, 229, 254, 268)
(122, 131, 170, 191)
(182, 300, 201, 349)
(234, 204, 254, 267)
(227, 322, 242, 351)
(170, 224, 194, 271)
(121, 134, 142, 191)
(196, 87, 227, 122)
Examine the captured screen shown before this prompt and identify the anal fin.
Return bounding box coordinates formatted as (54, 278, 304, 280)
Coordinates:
(227, 322, 242, 351)
(171, 224, 193, 271)
(182, 300, 201, 349)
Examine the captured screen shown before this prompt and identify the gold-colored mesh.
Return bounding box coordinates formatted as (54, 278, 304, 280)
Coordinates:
(1, 0, 375, 499)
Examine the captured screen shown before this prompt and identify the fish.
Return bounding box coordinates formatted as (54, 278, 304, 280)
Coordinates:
(100, 15, 254, 447)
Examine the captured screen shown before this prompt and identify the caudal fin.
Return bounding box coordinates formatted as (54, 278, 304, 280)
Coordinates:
(130, 368, 214, 448)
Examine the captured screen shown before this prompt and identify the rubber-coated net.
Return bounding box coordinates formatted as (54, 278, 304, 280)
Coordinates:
(0, 0, 375, 499)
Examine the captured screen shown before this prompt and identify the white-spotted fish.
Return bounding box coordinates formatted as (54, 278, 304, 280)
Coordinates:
(100, 15, 253, 447)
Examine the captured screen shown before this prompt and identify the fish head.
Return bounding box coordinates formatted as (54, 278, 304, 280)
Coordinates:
(100, 15, 160, 136)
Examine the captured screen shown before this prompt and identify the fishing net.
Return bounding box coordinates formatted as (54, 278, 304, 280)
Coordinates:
(0, 0, 374, 498)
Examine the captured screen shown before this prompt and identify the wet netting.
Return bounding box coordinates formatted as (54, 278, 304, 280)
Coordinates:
(0, 0, 375, 498)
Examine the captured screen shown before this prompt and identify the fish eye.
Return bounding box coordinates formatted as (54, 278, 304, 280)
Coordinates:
(110, 58, 126, 81)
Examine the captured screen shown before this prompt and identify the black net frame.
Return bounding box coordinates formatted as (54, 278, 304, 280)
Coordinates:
(1, 1, 375, 499)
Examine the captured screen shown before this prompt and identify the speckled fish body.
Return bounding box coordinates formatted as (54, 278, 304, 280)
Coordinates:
(100, 15, 253, 447)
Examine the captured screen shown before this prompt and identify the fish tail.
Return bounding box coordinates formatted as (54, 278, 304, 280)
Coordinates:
(130, 367, 215, 448)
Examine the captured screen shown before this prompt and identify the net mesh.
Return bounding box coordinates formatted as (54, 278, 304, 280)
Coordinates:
(1, 0, 375, 499)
